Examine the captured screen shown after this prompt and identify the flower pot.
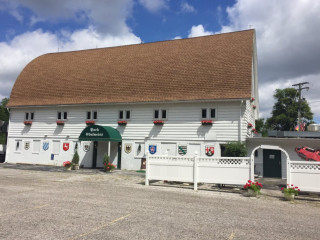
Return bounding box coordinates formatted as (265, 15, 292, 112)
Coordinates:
(284, 193, 295, 202)
(72, 164, 79, 170)
(65, 166, 72, 171)
(245, 189, 259, 197)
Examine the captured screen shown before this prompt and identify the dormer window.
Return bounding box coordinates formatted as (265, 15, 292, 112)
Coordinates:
(154, 109, 167, 120)
(57, 111, 68, 120)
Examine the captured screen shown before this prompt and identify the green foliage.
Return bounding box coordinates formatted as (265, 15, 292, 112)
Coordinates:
(0, 98, 9, 122)
(255, 118, 268, 137)
(103, 153, 116, 172)
(0, 133, 5, 145)
(72, 151, 79, 165)
(224, 142, 247, 157)
(266, 88, 313, 131)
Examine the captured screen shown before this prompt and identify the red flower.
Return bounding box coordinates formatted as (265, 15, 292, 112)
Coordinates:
(298, 189, 300, 191)
(295, 186, 298, 189)
(291, 184, 294, 186)
(248, 180, 252, 183)
(281, 187, 284, 191)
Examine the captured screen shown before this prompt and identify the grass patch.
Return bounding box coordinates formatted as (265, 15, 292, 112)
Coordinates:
(136, 170, 145, 173)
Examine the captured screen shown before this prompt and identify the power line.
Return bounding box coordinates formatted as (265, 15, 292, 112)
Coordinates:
(292, 82, 309, 131)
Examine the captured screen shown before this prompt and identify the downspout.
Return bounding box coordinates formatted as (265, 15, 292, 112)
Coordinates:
(239, 100, 244, 142)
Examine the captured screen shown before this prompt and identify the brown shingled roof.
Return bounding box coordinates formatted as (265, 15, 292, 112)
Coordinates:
(8, 30, 255, 107)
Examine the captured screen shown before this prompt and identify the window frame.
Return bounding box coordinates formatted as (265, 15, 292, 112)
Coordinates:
(118, 110, 131, 120)
(57, 111, 68, 121)
(153, 109, 167, 120)
(25, 112, 34, 121)
(201, 108, 217, 120)
(86, 110, 98, 120)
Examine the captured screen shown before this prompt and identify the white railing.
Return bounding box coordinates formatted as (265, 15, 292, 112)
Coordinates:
(145, 154, 253, 190)
(287, 161, 320, 193)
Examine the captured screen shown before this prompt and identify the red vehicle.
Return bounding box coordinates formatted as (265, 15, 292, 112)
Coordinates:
(295, 147, 320, 162)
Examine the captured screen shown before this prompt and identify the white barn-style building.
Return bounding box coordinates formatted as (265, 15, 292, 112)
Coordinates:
(5, 30, 259, 170)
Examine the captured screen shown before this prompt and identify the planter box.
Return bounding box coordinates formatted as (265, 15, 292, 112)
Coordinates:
(118, 120, 127, 126)
(201, 120, 213, 125)
(56, 121, 65, 125)
(153, 120, 164, 125)
(86, 120, 96, 125)
(24, 121, 32, 125)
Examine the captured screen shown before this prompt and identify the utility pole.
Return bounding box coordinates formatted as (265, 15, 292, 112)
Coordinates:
(292, 82, 309, 131)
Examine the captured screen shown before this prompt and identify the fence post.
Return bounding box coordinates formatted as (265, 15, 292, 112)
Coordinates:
(194, 152, 198, 191)
(286, 157, 290, 187)
(250, 155, 254, 181)
(145, 153, 149, 186)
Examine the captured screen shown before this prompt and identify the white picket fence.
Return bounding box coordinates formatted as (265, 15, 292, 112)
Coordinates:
(145, 154, 254, 190)
(287, 161, 320, 193)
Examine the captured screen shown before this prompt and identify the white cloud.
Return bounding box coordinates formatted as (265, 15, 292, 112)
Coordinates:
(4, 0, 135, 36)
(0, 28, 141, 98)
(181, 2, 196, 13)
(219, 0, 320, 122)
(188, 24, 213, 38)
(138, 0, 168, 12)
(173, 36, 182, 40)
(0, 0, 142, 100)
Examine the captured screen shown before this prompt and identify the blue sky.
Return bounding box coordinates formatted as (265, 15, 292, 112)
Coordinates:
(0, 0, 320, 123)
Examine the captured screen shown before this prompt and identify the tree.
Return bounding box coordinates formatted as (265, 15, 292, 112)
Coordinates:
(266, 88, 313, 131)
(0, 98, 9, 122)
(255, 118, 268, 137)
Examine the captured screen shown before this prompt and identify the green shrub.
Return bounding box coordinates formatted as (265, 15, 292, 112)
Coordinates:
(103, 153, 116, 172)
(72, 151, 80, 165)
(224, 142, 247, 157)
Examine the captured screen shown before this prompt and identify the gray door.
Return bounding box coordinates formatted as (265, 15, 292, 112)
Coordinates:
(263, 149, 281, 178)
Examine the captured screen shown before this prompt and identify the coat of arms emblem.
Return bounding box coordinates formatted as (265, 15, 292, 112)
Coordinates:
(24, 141, 30, 150)
(43, 142, 49, 151)
(83, 143, 90, 152)
(178, 145, 187, 156)
(205, 146, 214, 156)
(63, 143, 69, 151)
(149, 145, 157, 155)
(125, 144, 132, 154)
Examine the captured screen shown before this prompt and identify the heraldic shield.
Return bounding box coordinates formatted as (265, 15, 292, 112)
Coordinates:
(205, 146, 214, 156)
(178, 145, 187, 156)
(125, 143, 132, 154)
(63, 143, 69, 151)
(149, 145, 157, 154)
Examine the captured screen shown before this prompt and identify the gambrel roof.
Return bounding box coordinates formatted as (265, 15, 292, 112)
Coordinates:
(8, 30, 256, 107)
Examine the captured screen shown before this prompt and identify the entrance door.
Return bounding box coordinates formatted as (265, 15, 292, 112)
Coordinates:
(263, 149, 281, 178)
(117, 142, 122, 169)
(92, 141, 98, 168)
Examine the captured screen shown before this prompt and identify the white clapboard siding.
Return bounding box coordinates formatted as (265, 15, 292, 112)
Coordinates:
(7, 100, 254, 168)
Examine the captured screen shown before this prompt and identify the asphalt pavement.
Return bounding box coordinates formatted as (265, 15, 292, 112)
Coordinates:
(0, 163, 319, 240)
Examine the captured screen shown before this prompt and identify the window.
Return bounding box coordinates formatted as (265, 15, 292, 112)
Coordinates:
(119, 110, 131, 120)
(154, 109, 167, 120)
(57, 111, 68, 120)
(201, 108, 216, 119)
(25, 112, 34, 120)
(86, 111, 98, 120)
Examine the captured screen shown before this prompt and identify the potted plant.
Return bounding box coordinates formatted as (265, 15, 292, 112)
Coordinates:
(118, 120, 127, 126)
(24, 121, 32, 125)
(72, 151, 80, 170)
(86, 120, 95, 125)
(243, 180, 263, 197)
(103, 153, 116, 172)
(153, 120, 164, 125)
(56, 120, 65, 125)
(63, 161, 72, 171)
(201, 120, 213, 125)
(281, 184, 300, 201)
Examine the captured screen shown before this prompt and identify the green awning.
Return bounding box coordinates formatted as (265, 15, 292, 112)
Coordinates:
(79, 125, 122, 142)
